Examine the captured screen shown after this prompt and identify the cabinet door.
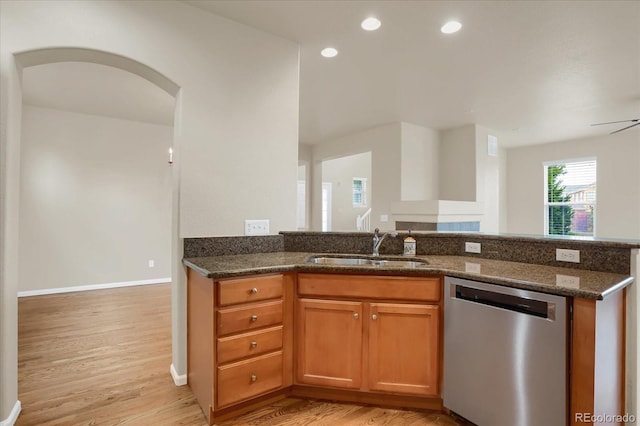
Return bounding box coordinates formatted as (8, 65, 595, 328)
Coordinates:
(368, 303, 440, 396)
(296, 299, 363, 389)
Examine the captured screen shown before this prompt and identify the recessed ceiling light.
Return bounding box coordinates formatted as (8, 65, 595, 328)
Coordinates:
(441, 20, 462, 34)
(361, 17, 381, 31)
(321, 47, 338, 58)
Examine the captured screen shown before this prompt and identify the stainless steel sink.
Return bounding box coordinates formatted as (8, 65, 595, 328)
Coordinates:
(306, 256, 428, 268)
(307, 257, 372, 266)
(369, 259, 427, 268)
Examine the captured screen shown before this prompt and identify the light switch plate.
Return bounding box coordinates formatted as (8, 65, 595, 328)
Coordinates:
(556, 248, 580, 263)
(465, 242, 481, 254)
(245, 219, 270, 235)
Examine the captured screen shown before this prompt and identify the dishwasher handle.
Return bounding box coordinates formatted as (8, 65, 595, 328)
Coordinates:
(453, 284, 555, 320)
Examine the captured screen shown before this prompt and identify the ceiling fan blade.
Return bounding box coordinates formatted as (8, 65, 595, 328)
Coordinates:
(610, 122, 640, 134)
(591, 119, 639, 126)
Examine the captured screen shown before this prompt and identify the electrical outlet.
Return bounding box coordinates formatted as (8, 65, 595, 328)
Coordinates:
(380, 214, 389, 222)
(556, 248, 580, 263)
(245, 219, 270, 235)
(465, 242, 481, 254)
(148, 259, 155, 268)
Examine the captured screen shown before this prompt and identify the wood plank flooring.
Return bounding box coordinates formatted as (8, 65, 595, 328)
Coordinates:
(17, 283, 205, 426)
(17, 283, 470, 426)
(215, 398, 469, 426)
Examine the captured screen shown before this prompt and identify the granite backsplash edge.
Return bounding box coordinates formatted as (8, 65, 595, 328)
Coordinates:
(184, 232, 640, 274)
(183, 235, 284, 258)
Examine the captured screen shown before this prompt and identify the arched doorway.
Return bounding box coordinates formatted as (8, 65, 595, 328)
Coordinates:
(2, 46, 185, 423)
(19, 62, 175, 293)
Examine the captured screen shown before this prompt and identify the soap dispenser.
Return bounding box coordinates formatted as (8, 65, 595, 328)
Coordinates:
(403, 230, 416, 256)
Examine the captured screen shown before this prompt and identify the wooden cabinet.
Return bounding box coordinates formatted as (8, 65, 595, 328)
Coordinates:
(217, 299, 284, 336)
(295, 273, 442, 397)
(217, 326, 283, 364)
(217, 351, 284, 407)
(368, 303, 439, 395)
(188, 269, 442, 424)
(296, 299, 363, 389)
(187, 270, 294, 425)
(216, 296, 285, 408)
(218, 274, 284, 306)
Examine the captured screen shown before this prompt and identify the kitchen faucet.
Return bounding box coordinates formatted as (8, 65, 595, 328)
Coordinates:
(372, 228, 398, 256)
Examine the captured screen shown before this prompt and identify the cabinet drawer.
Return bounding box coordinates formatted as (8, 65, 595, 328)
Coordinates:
(217, 300, 283, 336)
(298, 274, 441, 302)
(218, 274, 284, 306)
(217, 351, 283, 408)
(217, 326, 283, 364)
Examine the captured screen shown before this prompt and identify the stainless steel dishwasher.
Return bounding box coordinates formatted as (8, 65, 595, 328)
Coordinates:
(443, 277, 567, 426)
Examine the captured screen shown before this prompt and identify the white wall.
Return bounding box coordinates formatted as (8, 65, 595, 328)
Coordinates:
(0, 0, 299, 420)
(308, 122, 505, 232)
(439, 125, 476, 201)
(2, 0, 299, 238)
(400, 122, 439, 201)
(298, 145, 311, 230)
(499, 145, 509, 232)
(0, 25, 23, 423)
(475, 126, 501, 233)
(505, 131, 640, 239)
(629, 250, 640, 420)
(19, 106, 172, 292)
(321, 152, 371, 231)
(310, 123, 401, 232)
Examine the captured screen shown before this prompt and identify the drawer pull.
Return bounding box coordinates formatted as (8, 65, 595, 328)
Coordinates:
(250, 315, 258, 322)
(250, 341, 258, 349)
(250, 374, 257, 382)
(353, 312, 359, 319)
(249, 287, 258, 294)
(371, 314, 378, 320)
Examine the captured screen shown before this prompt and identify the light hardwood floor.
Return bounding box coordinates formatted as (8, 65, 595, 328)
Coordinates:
(17, 283, 470, 425)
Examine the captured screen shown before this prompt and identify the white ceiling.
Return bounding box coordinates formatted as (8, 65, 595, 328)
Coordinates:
(185, 0, 640, 147)
(22, 62, 175, 126)
(21, 2, 639, 147)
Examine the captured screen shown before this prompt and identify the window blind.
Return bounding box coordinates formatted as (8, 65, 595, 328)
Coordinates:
(545, 159, 596, 236)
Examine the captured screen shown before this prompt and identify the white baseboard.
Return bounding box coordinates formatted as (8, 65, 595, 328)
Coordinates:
(170, 363, 187, 386)
(17, 278, 171, 297)
(0, 400, 21, 426)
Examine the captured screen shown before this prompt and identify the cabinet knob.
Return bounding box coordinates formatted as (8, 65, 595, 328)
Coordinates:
(353, 312, 359, 319)
(250, 374, 257, 382)
(371, 314, 378, 320)
(250, 341, 258, 348)
(250, 315, 258, 322)
(250, 287, 258, 294)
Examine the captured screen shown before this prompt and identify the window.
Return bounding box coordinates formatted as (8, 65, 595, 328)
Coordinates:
(352, 178, 367, 207)
(544, 159, 596, 236)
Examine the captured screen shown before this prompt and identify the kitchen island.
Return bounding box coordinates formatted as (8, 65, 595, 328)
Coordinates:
(183, 232, 638, 425)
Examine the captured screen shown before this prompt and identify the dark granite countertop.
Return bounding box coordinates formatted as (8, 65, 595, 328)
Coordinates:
(183, 252, 634, 300)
